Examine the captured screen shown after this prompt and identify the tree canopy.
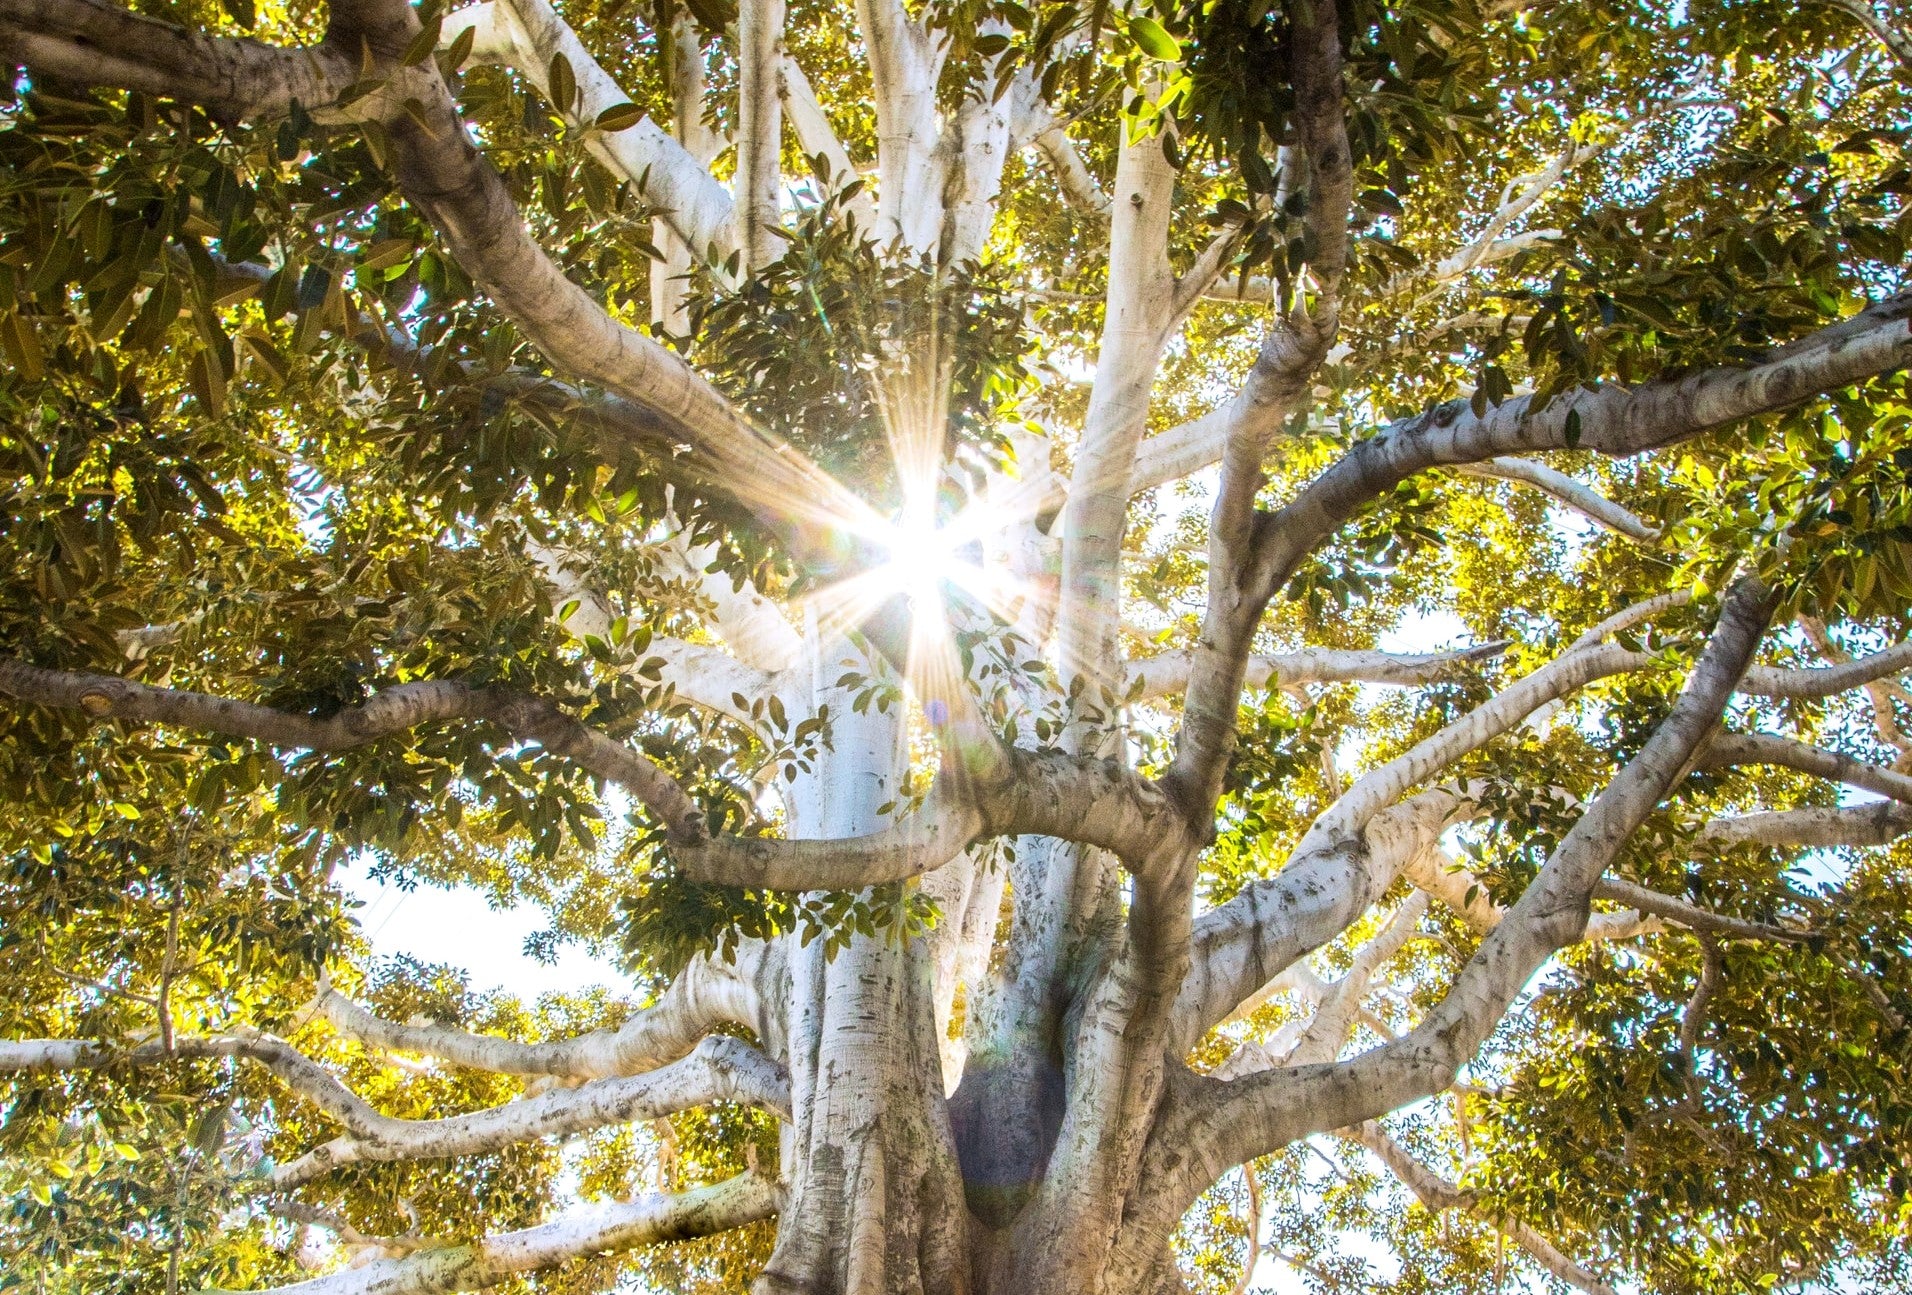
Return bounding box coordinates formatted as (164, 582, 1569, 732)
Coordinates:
(4, 0, 1912, 1292)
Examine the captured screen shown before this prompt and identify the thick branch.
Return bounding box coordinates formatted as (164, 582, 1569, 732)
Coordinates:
(1127, 640, 1509, 703)
(0, 658, 704, 837)
(1699, 800, 1912, 848)
(238, 1173, 779, 1295)
(315, 947, 768, 1080)
(271, 1035, 787, 1189)
(0, 0, 357, 119)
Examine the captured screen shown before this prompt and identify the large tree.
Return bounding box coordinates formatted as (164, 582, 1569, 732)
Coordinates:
(5, 0, 1912, 1290)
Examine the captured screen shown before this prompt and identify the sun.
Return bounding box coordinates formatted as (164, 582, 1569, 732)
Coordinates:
(881, 502, 966, 605)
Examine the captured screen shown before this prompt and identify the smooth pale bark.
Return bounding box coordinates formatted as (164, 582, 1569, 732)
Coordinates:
(1126, 640, 1510, 701)
(456, 0, 735, 263)
(1055, 127, 1179, 724)
(734, 0, 787, 270)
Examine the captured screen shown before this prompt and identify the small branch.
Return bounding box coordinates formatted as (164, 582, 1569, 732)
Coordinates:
(1342, 1122, 1618, 1295)
(1675, 934, 1723, 1112)
(0, 1032, 383, 1135)
(1568, 590, 1692, 652)
(1588, 878, 1801, 942)
(1738, 639, 1912, 698)
(1455, 457, 1658, 540)
(313, 949, 764, 1080)
(1812, 0, 1912, 69)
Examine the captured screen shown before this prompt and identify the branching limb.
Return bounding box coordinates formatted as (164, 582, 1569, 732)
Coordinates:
(1799, 617, 1912, 761)
(230, 1173, 780, 1295)
(270, 1036, 788, 1189)
(1404, 845, 1664, 943)
(1132, 581, 1773, 1260)
(683, 747, 1181, 889)
(1008, 86, 1111, 219)
(1281, 893, 1430, 1068)
(1303, 641, 1650, 847)
(1126, 640, 1510, 702)
(1152, 294, 1912, 819)
(1, 0, 882, 575)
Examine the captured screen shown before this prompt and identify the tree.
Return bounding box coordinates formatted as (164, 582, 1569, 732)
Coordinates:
(4, 0, 1912, 1289)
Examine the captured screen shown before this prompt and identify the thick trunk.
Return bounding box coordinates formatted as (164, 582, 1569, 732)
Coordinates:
(755, 624, 1167, 1295)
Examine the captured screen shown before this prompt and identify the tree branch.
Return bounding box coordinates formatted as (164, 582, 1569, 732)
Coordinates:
(1698, 800, 1912, 848)
(0, 0, 881, 580)
(0, 658, 705, 838)
(232, 1173, 780, 1295)
(779, 54, 877, 229)
(271, 1035, 788, 1189)
(734, 0, 787, 270)
(456, 0, 735, 263)
(1126, 640, 1510, 702)
(1136, 581, 1773, 1257)
(314, 946, 772, 1080)
(1700, 730, 1912, 803)
(1738, 640, 1912, 697)
(1454, 457, 1659, 540)
(1341, 1122, 1618, 1295)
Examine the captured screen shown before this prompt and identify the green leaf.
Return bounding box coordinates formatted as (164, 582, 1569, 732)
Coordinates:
(1128, 16, 1180, 62)
(548, 52, 578, 116)
(594, 102, 645, 132)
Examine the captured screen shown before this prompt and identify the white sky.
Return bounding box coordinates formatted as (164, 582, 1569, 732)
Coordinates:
(337, 856, 628, 1000)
